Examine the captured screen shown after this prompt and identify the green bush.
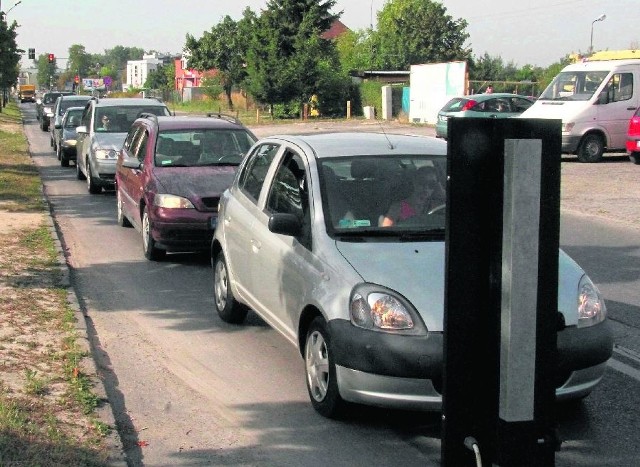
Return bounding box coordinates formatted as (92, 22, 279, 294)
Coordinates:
(360, 81, 383, 115)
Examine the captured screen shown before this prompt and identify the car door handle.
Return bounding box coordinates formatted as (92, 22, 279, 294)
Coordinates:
(251, 239, 261, 252)
(628, 107, 636, 111)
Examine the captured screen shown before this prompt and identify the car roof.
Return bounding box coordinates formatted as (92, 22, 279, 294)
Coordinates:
(63, 106, 85, 113)
(149, 115, 251, 132)
(91, 98, 167, 108)
(263, 132, 447, 159)
(461, 93, 532, 101)
(58, 95, 92, 101)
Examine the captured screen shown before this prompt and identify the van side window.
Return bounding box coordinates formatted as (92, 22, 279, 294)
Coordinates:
(608, 73, 633, 102)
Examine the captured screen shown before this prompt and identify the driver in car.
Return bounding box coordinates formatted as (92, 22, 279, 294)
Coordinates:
(200, 134, 225, 163)
(380, 166, 445, 227)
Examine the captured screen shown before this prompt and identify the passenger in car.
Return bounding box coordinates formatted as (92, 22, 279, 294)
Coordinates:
(379, 166, 445, 226)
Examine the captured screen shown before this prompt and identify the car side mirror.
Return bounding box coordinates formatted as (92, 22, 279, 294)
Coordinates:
(122, 157, 142, 170)
(268, 213, 302, 237)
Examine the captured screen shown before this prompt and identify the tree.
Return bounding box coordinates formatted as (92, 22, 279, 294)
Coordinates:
(0, 15, 20, 109)
(67, 44, 92, 77)
(185, 10, 256, 110)
(335, 29, 376, 73)
(245, 0, 340, 111)
(145, 64, 174, 91)
(36, 53, 58, 90)
(372, 0, 471, 70)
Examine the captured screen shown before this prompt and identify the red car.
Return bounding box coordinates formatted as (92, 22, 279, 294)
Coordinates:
(627, 106, 640, 164)
(115, 114, 257, 260)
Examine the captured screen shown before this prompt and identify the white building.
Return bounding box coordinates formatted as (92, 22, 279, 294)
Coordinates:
(124, 54, 163, 90)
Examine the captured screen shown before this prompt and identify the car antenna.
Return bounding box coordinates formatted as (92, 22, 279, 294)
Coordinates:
(376, 120, 395, 149)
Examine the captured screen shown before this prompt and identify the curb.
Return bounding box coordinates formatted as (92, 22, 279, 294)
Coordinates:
(43, 194, 128, 466)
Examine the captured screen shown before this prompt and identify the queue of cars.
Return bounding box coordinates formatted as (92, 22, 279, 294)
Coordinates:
(41, 95, 614, 419)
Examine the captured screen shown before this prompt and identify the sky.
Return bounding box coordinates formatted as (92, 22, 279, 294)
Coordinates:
(5, 0, 639, 70)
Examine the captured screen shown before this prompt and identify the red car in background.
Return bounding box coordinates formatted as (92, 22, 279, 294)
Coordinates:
(627, 106, 640, 164)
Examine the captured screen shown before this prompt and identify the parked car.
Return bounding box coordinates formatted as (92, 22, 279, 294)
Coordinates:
(75, 97, 171, 194)
(211, 132, 613, 418)
(55, 106, 84, 167)
(115, 114, 257, 260)
(626, 106, 640, 164)
(36, 91, 74, 130)
(50, 94, 93, 150)
(435, 93, 535, 139)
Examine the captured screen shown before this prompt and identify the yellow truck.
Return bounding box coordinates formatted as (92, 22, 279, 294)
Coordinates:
(19, 84, 36, 103)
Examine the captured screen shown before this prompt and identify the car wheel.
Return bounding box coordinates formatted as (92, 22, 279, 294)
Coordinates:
(629, 151, 640, 165)
(213, 251, 248, 324)
(86, 163, 102, 194)
(56, 143, 61, 161)
(577, 134, 604, 163)
(305, 316, 346, 418)
(116, 188, 132, 227)
(76, 158, 86, 180)
(50, 136, 54, 148)
(142, 206, 165, 261)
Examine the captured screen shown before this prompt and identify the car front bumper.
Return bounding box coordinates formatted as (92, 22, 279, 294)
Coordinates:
(562, 134, 582, 153)
(328, 319, 613, 411)
(150, 207, 217, 252)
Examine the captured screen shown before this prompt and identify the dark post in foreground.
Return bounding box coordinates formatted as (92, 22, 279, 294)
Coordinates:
(442, 118, 562, 466)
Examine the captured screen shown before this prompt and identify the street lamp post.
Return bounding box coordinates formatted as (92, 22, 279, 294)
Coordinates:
(590, 13, 606, 55)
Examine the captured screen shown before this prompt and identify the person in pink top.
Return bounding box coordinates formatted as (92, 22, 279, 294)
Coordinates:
(380, 166, 445, 226)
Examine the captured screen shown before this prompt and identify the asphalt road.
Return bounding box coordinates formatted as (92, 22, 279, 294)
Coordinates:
(20, 104, 640, 466)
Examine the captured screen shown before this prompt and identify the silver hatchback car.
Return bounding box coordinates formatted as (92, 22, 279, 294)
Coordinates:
(211, 132, 612, 418)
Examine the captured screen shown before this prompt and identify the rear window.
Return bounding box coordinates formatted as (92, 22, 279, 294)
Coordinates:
(94, 105, 170, 133)
(441, 98, 468, 112)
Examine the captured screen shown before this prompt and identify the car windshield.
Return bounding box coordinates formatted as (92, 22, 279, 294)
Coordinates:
(59, 98, 89, 115)
(94, 106, 169, 133)
(320, 155, 447, 238)
(64, 109, 83, 128)
(154, 129, 256, 167)
(43, 94, 61, 104)
(539, 70, 609, 101)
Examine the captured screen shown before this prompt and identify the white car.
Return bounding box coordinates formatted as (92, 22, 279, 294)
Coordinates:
(75, 98, 171, 194)
(211, 132, 613, 418)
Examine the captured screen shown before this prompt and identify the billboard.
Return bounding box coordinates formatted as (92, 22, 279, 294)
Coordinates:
(409, 61, 468, 124)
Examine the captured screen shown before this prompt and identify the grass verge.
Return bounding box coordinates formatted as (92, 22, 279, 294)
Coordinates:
(0, 100, 113, 465)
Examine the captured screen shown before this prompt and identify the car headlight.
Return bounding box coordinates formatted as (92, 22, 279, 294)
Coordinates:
(94, 149, 118, 160)
(154, 194, 195, 209)
(577, 275, 607, 328)
(350, 284, 426, 334)
(562, 122, 575, 133)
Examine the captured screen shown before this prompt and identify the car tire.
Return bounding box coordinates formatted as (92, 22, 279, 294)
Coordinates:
(86, 163, 102, 194)
(76, 159, 86, 180)
(213, 251, 248, 324)
(50, 136, 54, 148)
(629, 152, 640, 165)
(304, 316, 347, 419)
(56, 143, 61, 161)
(142, 206, 165, 261)
(577, 134, 604, 163)
(116, 188, 132, 227)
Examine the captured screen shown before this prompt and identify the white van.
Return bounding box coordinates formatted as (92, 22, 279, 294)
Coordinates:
(521, 59, 640, 162)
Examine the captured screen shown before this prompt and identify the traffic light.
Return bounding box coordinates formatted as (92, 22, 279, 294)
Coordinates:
(48, 53, 54, 63)
(28, 48, 35, 60)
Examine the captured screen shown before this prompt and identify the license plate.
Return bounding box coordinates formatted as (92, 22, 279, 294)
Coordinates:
(636, 140, 640, 149)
